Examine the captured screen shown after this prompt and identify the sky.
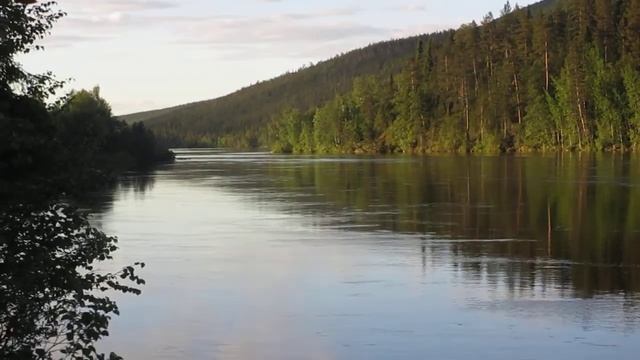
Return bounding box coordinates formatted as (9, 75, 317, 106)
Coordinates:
(21, 0, 539, 115)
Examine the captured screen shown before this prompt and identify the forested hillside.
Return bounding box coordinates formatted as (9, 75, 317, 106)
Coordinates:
(121, 35, 433, 147)
(125, 0, 640, 153)
(271, 0, 640, 153)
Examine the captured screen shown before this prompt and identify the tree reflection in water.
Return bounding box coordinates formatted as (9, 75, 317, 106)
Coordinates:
(203, 153, 640, 298)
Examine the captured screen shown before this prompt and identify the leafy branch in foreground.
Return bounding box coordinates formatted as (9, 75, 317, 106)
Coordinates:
(0, 203, 145, 359)
(0, 0, 66, 99)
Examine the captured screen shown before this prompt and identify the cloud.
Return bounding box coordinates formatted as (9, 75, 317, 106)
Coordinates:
(58, 0, 177, 13)
(161, 9, 391, 60)
(276, 6, 362, 20)
(42, 1, 447, 60)
(40, 0, 179, 47)
(44, 2, 387, 57)
(391, 4, 428, 12)
(179, 18, 387, 45)
(40, 34, 114, 48)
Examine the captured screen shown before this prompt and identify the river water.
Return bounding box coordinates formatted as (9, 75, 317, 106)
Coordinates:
(91, 149, 640, 359)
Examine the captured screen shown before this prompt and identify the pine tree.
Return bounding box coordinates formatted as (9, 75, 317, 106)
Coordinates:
(622, 65, 640, 147)
(594, 0, 615, 62)
(586, 47, 624, 149)
(622, 0, 640, 64)
(565, 0, 593, 146)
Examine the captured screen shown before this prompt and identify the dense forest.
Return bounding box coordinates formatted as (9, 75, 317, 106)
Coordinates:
(1, 85, 175, 196)
(271, 0, 640, 153)
(125, 0, 640, 154)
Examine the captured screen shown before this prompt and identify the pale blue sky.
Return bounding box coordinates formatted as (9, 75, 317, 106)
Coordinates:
(21, 0, 538, 114)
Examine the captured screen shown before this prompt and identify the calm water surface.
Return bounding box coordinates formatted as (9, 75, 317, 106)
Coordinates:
(90, 149, 640, 359)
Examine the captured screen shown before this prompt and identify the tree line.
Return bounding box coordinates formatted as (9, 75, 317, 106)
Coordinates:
(269, 0, 640, 154)
(1, 85, 174, 195)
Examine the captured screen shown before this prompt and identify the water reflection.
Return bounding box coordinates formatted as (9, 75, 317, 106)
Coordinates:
(80, 171, 157, 218)
(172, 152, 640, 298)
(92, 150, 640, 359)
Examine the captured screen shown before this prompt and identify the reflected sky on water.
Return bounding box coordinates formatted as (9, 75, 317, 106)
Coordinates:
(92, 149, 640, 359)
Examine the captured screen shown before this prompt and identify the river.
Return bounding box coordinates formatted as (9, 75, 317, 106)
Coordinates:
(91, 149, 640, 359)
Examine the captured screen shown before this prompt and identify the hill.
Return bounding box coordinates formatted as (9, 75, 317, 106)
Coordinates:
(121, 0, 640, 154)
(120, 34, 452, 147)
(121, 0, 561, 147)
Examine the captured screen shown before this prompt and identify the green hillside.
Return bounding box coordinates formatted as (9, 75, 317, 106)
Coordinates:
(120, 34, 449, 147)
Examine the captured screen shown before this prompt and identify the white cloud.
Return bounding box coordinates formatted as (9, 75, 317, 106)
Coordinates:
(43, 3, 388, 58)
(391, 4, 428, 12)
(57, 0, 177, 13)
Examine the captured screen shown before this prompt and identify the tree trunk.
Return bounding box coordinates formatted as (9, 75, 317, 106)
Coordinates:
(514, 71, 522, 124)
(547, 201, 552, 257)
(463, 79, 470, 141)
(480, 104, 485, 141)
(473, 57, 479, 95)
(544, 40, 550, 92)
(445, 55, 449, 74)
(504, 117, 508, 138)
(575, 85, 588, 142)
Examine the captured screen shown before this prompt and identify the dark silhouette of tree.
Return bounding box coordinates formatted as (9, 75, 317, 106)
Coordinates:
(0, 204, 144, 360)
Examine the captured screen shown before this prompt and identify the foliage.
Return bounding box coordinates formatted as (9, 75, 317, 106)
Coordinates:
(0, 0, 65, 99)
(0, 88, 175, 195)
(269, 108, 306, 154)
(0, 203, 145, 359)
(521, 93, 554, 150)
(52, 87, 175, 186)
(586, 47, 625, 149)
(0, 89, 57, 183)
(622, 63, 640, 147)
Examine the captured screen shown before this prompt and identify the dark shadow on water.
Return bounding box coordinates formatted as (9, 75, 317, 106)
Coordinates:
(76, 171, 157, 215)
